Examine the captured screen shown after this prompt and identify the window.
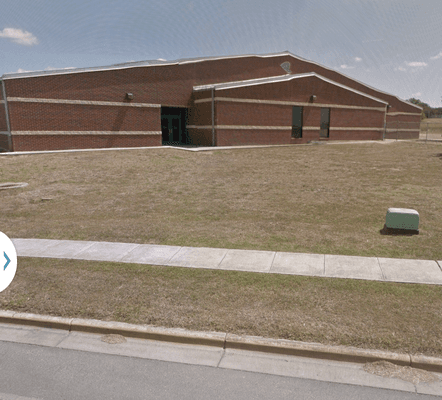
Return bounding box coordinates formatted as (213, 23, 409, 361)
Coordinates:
(292, 106, 303, 138)
(320, 108, 330, 138)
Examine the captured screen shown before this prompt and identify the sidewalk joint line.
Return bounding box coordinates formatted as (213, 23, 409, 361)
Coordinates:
(217, 251, 228, 268)
(377, 257, 387, 281)
(71, 241, 97, 257)
(269, 251, 278, 273)
(166, 246, 183, 264)
(118, 244, 142, 261)
(216, 349, 226, 368)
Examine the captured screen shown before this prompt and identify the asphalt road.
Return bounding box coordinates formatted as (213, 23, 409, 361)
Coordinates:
(0, 339, 441, 400)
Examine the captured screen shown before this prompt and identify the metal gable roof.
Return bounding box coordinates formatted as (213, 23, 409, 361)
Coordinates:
(0, 52, 291, 80)
(193, 72, 389, 105)
(0, 50, 421, 111)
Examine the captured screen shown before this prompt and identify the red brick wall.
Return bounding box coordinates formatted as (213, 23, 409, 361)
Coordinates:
(386, 113, 421, 123)
(210, 76, 386, 145)
(5, 68, 160, 104)
(384, 131, 419, 140)
(8, 102, 160, 131)
(0, 106, 7, 131)
(278, 56, 420, 115)
(385, 113, 420, 139)
(3, 53, 421, 150)
(216, 129, 291, 146)
(5, 53, 422, 114)
(186, 128, 213, 146)
(216, 102, 291, 126)
(330, 108, 384, 128)
(219, 76, 386, 108)
(155, 64, 196, 107)
(12, 134, 161, 151)
(303, 107, 320, 126)
(328, 130, 383, 141)
(188, 101, 212, 126)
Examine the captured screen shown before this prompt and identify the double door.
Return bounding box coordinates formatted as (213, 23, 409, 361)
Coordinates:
(161, 107, 187, 145)
(162, 115, 181, 143)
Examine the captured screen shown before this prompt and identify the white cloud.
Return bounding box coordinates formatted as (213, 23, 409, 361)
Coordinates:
(354, 57, 362, 62)
(45, 66, 75, 71)
(430, 52, 442, 60)
(394, 66, 406, 72)
(405, 61, 428, 67)
(340, 64, 354, 69)
(16, 68, 32, 73)
(0, 28, 38, 46)
(412, 92, 422, 97)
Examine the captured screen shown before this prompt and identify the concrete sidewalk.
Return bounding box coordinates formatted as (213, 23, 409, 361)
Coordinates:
(12, 238, 442, 285)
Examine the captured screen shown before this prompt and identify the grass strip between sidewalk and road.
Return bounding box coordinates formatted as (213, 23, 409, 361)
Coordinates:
(2, 257, 442, 358)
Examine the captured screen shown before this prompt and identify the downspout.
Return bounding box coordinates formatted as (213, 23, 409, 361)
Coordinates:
(1, 79, 12, 151)
(211, 86, 215, 146)
(383, 104, 388, 140)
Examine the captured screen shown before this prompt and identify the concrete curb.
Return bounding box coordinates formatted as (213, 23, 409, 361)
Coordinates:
(1, 310, 442, 373)
(0, 139, 403, 157)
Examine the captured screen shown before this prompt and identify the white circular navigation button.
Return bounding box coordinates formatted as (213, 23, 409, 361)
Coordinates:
(0, 232, 17, 292)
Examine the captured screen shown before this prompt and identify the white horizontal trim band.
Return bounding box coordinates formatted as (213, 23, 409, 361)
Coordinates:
(329, 127, 382, 131)
(0, 100, 4, 104)
(187, 125, 381, 131)
(385, 129, 419, 132)
(387, 112, 422, 116)
(187, 125, 291, 130)
(11, 131, 162, 136)
(194, 97, 386, 112)
(7, 97, 161, 108)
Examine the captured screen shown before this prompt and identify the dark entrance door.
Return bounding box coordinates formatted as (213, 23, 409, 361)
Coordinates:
(161, 107, 188, 145)
(291, 106, 303, 138)
(320, 108, 330, 138)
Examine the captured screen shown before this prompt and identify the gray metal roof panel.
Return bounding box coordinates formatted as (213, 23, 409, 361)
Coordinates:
(0, 52, 286, 80)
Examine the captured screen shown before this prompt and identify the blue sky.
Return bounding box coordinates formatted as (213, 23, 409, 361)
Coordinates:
(1, 0, 441, 107)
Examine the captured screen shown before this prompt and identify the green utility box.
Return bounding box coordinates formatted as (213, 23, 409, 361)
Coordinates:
(385, 208, 419, 234)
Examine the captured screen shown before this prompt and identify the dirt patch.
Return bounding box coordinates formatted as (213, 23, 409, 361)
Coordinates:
(101, 334, 127, 344)
(363, 361, 439, 384)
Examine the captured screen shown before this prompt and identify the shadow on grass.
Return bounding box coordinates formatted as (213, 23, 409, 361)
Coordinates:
(379, 224, 419, 236)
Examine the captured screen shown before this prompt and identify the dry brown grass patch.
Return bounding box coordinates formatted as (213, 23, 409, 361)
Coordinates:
(2, 257, 442, 358)
(1, 141, 441, 260)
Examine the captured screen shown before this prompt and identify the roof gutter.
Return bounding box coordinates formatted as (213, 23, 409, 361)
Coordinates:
(0, 79, 12, 152)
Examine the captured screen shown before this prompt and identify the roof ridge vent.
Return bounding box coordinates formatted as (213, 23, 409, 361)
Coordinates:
(280, 61, 291, 74)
